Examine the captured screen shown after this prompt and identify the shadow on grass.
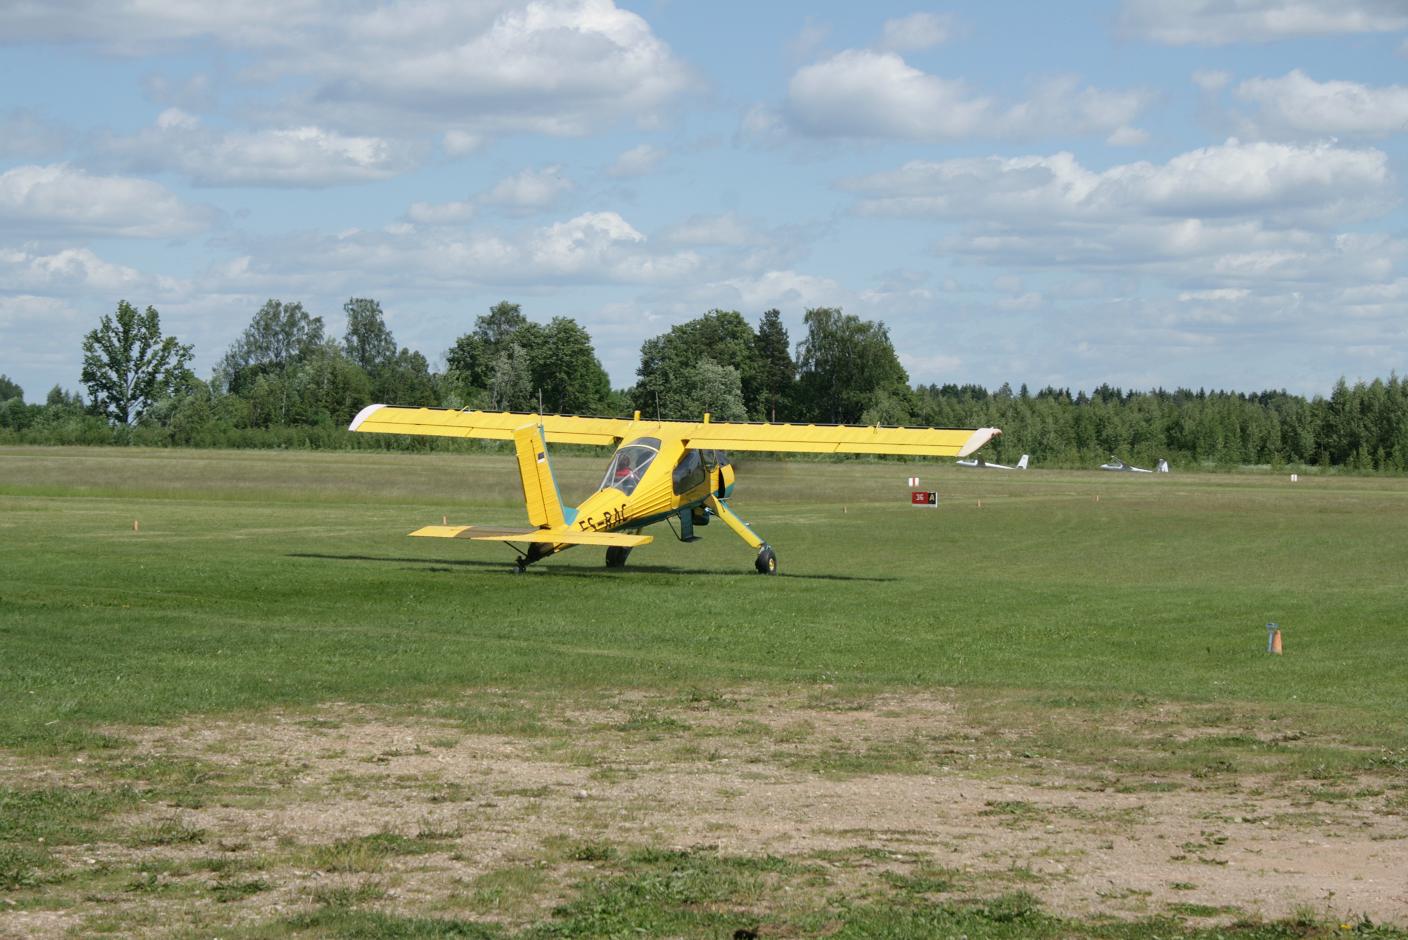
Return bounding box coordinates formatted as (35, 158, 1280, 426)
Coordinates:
(287, 552, 896, 582)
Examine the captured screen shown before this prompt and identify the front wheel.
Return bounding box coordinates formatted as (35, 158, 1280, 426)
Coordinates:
(755, 545, 778, 575)
(605, 546, 632, 568)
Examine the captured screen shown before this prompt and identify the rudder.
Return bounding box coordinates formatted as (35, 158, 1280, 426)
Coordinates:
(513, 423, 567, 529)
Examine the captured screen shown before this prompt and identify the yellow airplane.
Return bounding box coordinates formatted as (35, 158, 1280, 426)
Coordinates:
(349, 404, 1000, 574)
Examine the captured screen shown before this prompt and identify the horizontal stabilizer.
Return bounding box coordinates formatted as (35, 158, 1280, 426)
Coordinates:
(410, 524, 651, 547)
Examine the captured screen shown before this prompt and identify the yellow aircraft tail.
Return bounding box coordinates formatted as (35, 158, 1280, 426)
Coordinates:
(512, 423, 567, 529)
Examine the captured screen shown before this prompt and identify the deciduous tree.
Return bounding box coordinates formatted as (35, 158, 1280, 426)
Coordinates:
(217, 299, 325, 395)
(80, 300, 194, 425)
(794, 307, 908, 424)
(342, 297, 397, 378)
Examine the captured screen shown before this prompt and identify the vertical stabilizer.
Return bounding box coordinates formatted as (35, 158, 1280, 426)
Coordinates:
(1017, 454, 1029, 470)
(513, 423, 567, 529)
(1156, 458, 1169, 473)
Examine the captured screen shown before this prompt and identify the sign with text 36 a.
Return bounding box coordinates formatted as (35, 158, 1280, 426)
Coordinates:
(910, 490, 938, 507)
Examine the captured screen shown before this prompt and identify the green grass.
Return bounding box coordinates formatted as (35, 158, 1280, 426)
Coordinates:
(2, 445, 1405, 751)
(3, 445, 1408, 936)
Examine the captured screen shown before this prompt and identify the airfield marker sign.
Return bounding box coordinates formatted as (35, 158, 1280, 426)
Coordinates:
(911, 491, 938, 507)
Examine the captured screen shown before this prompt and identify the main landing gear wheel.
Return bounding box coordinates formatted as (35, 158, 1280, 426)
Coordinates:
(605, 546, 633, 568)
(755, 545, 778, 575)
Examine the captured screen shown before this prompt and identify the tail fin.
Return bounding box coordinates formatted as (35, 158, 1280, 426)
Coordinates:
(1156, 458, 1169, 473)
(513, 423, 567, 529)
(1016, 454, 1029, 470)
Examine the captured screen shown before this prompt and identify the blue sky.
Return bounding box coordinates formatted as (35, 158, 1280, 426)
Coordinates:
(2, 0, 1406, 401)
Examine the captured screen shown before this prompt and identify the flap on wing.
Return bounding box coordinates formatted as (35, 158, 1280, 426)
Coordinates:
(410, 524, 651, 547)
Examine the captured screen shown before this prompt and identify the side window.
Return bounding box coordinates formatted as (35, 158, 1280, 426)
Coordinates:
(672, 449, 706, 494)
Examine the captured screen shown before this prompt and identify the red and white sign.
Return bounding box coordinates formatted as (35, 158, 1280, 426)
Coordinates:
(910, 490, 938, 507)
(907, 476, 920, 487)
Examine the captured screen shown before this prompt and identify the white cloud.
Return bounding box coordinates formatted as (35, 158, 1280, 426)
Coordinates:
(842, 140, 1393, 228)
(0, 1, 693, 140)
(0, 0, 331, 51)
(1119, 0, 1408, 45)
(442, 130, 483, 156)
(0, 164, 216, 237)
(406, 200, 476, 225)
(1233, 70, 1408, 138)
(0, 246, 151, 294)
(661, 212, 762, 247)
(839, 141, 1404, 329)
(781, 50, 1149, 141)
(211, 210, 702, 290)
(1106, 125, 1150, 146)
(785, 50, 988, 139)
(275, 0, 694, 137)
(607, 144, 667, 178)
(100, 114, 417, 187)
(704, 270, 845, 314)
(481, 165, 574, 212)
(0, 293, 82, 331)
(1192, 69, 1232, 92)
(877, 12, 955, 52)
(1178, 287, 1250, 301)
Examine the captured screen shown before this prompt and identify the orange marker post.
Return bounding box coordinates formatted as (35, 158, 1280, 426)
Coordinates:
(133, 519, 139, 533)
(1271, 628, 1283, 655)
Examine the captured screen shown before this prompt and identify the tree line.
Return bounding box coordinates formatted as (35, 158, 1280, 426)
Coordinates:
(1, 297, 1406, 471)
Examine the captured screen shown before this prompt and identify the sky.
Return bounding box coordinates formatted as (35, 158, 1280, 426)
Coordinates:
(1, 0, 1406, 402)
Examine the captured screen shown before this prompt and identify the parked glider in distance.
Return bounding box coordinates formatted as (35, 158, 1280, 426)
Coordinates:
(348, 405, 1001, 574)
(957, 453, 1028, 470)
(1099, 455, 1169, 473)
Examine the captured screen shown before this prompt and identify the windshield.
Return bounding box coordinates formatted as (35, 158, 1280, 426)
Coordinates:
(598, 437, 661, 496)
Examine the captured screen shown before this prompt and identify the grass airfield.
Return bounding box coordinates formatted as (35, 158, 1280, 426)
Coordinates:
(1, 445, 1406, 938)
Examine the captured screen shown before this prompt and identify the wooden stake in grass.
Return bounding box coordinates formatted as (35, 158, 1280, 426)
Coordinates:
(443, 515, 448, 525)
(133, 519, 139, 533)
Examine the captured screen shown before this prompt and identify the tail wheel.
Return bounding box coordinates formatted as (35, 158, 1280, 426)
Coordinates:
(755, 545, 778, 575)
(605, 546, 632, 568)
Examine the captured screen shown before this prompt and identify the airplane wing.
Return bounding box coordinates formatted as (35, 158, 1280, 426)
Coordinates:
(351, 404, 998, 458)
(410, 524, 652, 547)
(681, 422, 1000, 458)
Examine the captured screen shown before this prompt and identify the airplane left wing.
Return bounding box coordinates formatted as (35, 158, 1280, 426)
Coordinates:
(410, 524, 652, 547)
(681, 422, 1000, 458)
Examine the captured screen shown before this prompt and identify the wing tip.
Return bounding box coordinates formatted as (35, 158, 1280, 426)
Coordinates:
(349, 403, 387, 432)
(957, 427, 1002, 458)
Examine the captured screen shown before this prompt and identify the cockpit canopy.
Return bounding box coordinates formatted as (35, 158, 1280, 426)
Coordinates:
(599, 437, 660, 496)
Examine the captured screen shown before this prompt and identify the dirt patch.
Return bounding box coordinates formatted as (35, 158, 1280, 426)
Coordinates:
(3, 690, 1406, 936)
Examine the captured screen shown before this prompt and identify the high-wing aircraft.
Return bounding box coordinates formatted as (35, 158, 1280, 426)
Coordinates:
(956, 453, 1028, 470)
(1099, 455, 1169, 473)
(349, 405, 1000, 574)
